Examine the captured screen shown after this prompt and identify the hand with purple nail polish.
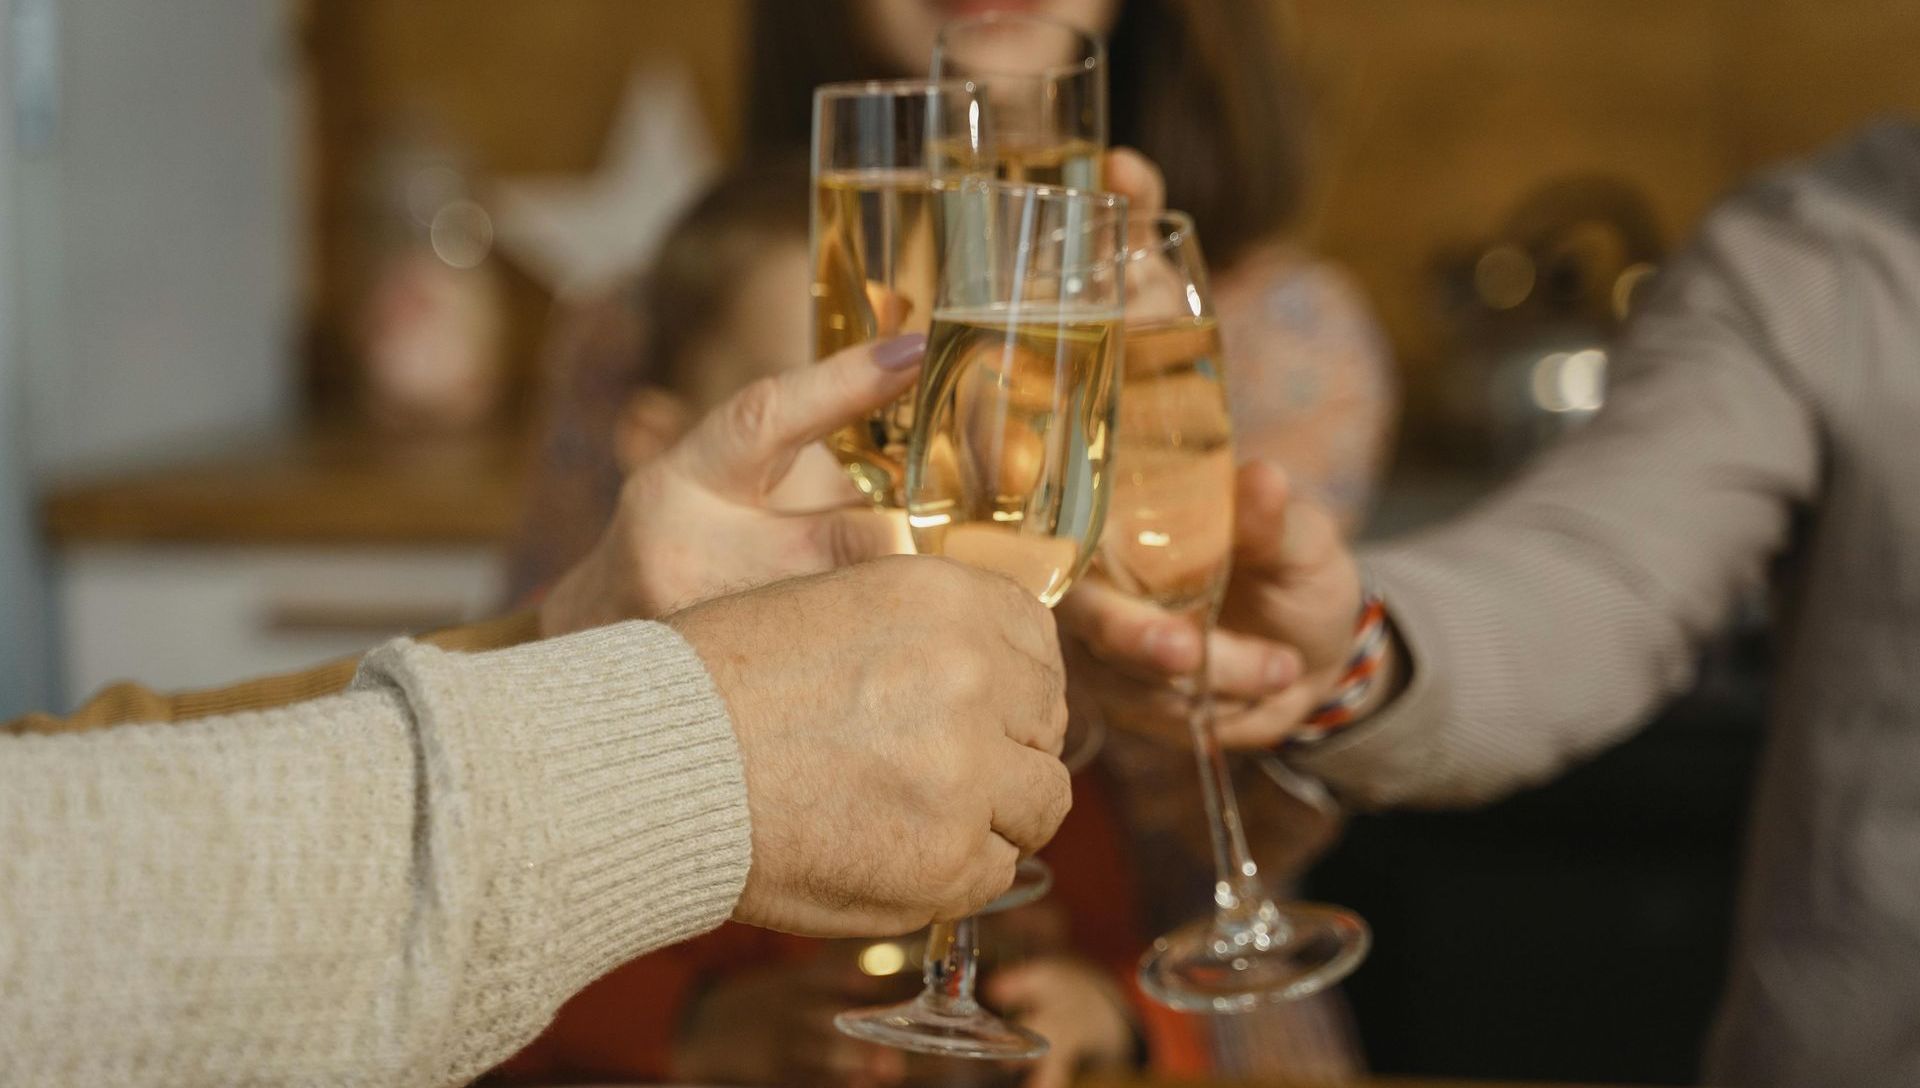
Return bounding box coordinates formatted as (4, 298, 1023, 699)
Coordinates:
(541, 335, 926, 634)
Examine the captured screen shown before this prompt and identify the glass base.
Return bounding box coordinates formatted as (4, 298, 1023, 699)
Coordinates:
(835, 996, 1048, 1061)
(1138, 901, 1370, 1014)
(981, 856, 1053, 914)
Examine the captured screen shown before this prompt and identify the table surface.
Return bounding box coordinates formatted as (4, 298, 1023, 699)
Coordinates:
(560, 1078, 1634, 1088)
(1079, 1079, 1633, 1088)
(41, 426, 530, 546)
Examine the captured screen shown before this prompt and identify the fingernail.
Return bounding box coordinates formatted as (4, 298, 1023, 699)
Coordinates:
(871, 333, 927, 370)
(1141, 623, 1199, 665)
(1264, 650, 1299, 690)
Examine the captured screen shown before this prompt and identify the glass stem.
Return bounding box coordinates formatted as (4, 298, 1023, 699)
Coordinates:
(919, 916, 981, 1016)
(1185, 625, 1287, 941)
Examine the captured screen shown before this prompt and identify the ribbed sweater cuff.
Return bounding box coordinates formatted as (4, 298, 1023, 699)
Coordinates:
(460, 621, 751, 985)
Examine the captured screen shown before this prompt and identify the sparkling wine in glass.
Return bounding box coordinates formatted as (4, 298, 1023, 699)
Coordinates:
(931, 6, 1114, 786)
(1104, 213, 1371, 1014)
(835, 179, 1128, 1061)
(812, 79, 984, 507)
(930, 11, 1106, 190)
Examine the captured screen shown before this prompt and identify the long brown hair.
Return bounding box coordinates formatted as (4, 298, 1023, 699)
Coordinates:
(746, 0, 1306, 269)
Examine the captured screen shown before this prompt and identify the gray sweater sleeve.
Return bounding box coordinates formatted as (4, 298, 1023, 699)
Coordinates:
(0, 620, 750, 1087)
(1291, 179, 1830, 808)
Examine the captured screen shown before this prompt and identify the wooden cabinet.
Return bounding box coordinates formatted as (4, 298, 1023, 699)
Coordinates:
(42, 428, 527, 706)
(57, 545, 502, 696)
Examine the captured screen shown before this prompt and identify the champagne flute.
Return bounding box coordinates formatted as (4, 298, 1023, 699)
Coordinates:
(931, 12, 1113, 778)
(812, 79, 985, 508)
(1102, 213, 1371, 1013)
(930, 11, 1106, 189)
(815, 78, 1081, 908)
(835, 179, 1129, 1060)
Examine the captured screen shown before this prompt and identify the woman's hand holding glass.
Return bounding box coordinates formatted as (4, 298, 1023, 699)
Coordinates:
(1059, 462, 1386, 748)
(538, 335, 925, 636)
(1069, 211, 1370, 1013)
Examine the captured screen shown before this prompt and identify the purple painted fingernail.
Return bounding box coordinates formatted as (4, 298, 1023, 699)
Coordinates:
(871, 333, 928, 370)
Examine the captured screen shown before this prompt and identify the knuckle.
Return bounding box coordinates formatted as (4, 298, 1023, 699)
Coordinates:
(888, 554, 967, 602)
(724, 377, 782, 442)
(916, 752, 971, 802)
(867, 551, 919, 580)
(967, 845, 1019, 911)
(923, 833, 981, 906)
(1045, 685, 1070, 743)
(929, 555, 984, 601)
(1035, 759, 1073, 834)
(999, 570, 1045, 612)
(945, 647, 991, 704)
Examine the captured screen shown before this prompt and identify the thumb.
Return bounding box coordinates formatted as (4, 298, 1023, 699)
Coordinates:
(1104, 147, 1165, 217)
(1223, 462, 1364, 672)
(1231, 459, 1316, 577)
(673, 334, 926, 502)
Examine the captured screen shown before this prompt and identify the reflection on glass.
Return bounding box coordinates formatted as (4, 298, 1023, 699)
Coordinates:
(836, 179, 1129, 1062)
(811, 79, 984, 506)
(1103, 213, 1371, 1015)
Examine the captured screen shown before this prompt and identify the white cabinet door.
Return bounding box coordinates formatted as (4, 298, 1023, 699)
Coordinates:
(58, 545, 505, 705)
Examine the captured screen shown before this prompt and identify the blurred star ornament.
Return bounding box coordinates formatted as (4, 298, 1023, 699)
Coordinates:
(492, 65, 719, 299)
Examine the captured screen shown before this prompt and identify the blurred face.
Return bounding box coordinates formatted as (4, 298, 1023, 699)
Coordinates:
(616, 240, 859, 511)
(856, 0, 1121, 76)
(678, 240, 814, 416)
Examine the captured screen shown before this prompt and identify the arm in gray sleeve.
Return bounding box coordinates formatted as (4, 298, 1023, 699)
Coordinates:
(1291, 181, 1830, 808)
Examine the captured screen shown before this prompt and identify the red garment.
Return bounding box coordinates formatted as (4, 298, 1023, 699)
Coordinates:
(493, 767, 1204, 1081)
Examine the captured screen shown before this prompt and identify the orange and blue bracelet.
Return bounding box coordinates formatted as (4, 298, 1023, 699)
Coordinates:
(1286, 590, 1389, 747)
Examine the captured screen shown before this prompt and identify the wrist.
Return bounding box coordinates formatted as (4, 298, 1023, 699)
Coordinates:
(1287, 589, 1398, 748)
(540, 537, 652, 637)
(1348, 615, 1407, 721)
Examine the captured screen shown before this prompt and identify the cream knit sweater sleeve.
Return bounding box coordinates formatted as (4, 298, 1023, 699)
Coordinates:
(0, 620, 751, 1087)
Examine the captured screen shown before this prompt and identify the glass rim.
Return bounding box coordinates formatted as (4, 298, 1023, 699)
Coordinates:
(933, 11, 1105, 81)
(935, 181, 1133, 278)
(930, 174, 1129, 213)
(811, 77, 984, 105)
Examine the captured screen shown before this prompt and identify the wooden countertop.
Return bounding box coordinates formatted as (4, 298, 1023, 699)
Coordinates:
(1081, 1079, 1633, 1088)
(41, 428, 532, 547)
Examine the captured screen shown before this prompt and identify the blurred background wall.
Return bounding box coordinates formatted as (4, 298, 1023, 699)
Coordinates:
(15, 0, 295, 473)
(295, 0, 1920, 451)
(0, 0, 59, 716)
(1, 0, 296, 716)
